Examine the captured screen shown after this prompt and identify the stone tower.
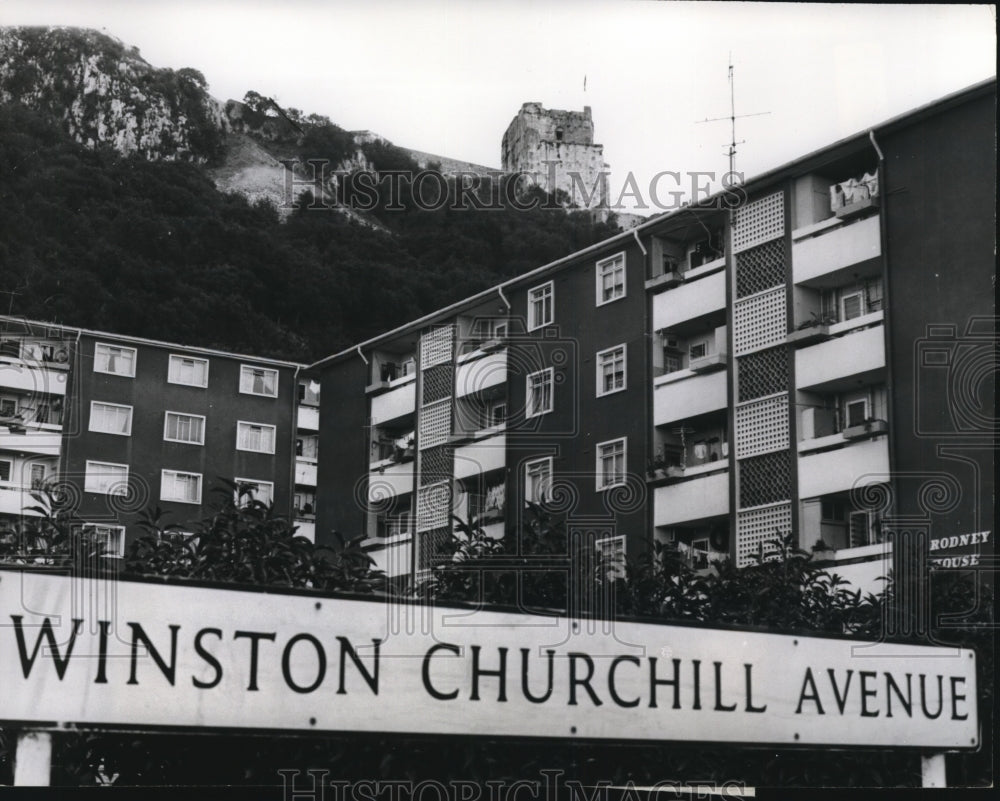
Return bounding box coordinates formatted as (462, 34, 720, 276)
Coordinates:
(501, 103, 610, 210)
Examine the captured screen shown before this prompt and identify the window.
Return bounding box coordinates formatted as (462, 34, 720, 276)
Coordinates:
(0, 396, 17, 418)
(841, 291, 864, 321)
(527, 282, 554, 330)
(168, 354, 209, 388)
(235, 478, 274, 507)
(160, 470, 202, 504)
(489, 401, 507, 427)
(689, 340, 708, 360)
(596, 438, 626, 490)
(596, 253, 626, 305)
(164, 412, 206, 445)
(30, 463, 46, 490)
(84, 461, 128, 495)
(845, 398, 868, 428)
(595, 535, 626, 579)
(821, 498, 846, 522)
(596, 345, 626, 396)
(240, 365, 279, 397)
(81, 524, 125, 558)
(524, 458, 552, 505)
(237, 421, 277, 454)
(0, 458, 12, 483)
(89, 401, 133, 436)
(94, 343, 136, 377)
(526, 369, 554, 417)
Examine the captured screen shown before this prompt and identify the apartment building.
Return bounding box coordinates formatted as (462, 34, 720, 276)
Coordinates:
(311, 78, 995, 590)
(0, 317, 308, 556)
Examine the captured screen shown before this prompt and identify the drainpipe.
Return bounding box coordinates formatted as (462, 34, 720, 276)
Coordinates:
(290, 365, 301, 529)
(497, 286, 511, 311)
(870, 128, 906, 634)
(632, 227, 647, 256)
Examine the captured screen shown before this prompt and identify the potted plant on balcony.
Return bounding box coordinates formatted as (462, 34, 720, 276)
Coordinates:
(787, 311, 836, 346)
(810, 538, 836, 562)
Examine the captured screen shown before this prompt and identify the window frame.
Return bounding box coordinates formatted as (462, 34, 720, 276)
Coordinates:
(81, 523, 126, 559)
(239, 364, 280, 398)
(237, 420, 278, 454)
(689, 339, 709, 360)
(845, 398, 869, 428)
(595, 437, 627, 491)
(524, 456, 553, 505)
(594, 534, 626, 579)
(160, 469, 203, 505)
(527, 281, 554, 331)
(93, 342, 137, 378)
(234, 477, 275, 508)
(163, 411, 207, 446)
(596, 344, 627, 397)
(88, 400, 133, 436)
(525, 368, 554, 418)
(168, 353, 210, 388)
(84, 460, 129, 496)
(841, 290, 865, 321)
(595, 252, 627, 306)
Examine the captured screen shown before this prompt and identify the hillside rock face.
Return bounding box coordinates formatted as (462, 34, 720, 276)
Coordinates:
(0, 26, 228, 162)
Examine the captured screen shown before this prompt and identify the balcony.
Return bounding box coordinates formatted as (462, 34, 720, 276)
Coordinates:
(653, 470, 729, 527)
(0, 429, 62, 456)
(454, 432, 505, 480)
(367, 460, 416, 502)
(297, 405, 319, 431)
(455, 348, 506, 398)
(295, 461, 317, 486)
(798, 437, 890, 499)
(795, 318, 885, 391)
(0, 363, 68, 396)
(653, 369, 727, 426)
(652, 269, 725, 331)
(791, 213, 881, 285)
(370, 379, 416, 426)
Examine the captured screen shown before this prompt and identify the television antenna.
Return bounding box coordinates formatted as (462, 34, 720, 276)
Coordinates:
(696, 56, 771, 178)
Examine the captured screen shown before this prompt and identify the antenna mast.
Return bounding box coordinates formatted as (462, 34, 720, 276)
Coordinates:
(697, 55, 770, 178)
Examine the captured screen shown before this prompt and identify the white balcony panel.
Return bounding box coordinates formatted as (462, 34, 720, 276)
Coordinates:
(364, 537, 412, 578)
(456, 350, 506, 398)
(652, 269, 726, 331)
(295, 461, 317, 486)
(368, 461, 416, 501)
(0, 364, 67, 396)
(795, 325, 885, 390)
(454, 433, 506, 480)
(653, 470, 729, 527)
(297, 406, 319, 431)
(293, 520, 316, 542)
(0, 431, 62, 456)
(792, 214, 880, 284)
(798, 437, 890, 499)
(0, 485, 42, 517)
(370, 380, 416, 425)
(653, 370, 727, 426)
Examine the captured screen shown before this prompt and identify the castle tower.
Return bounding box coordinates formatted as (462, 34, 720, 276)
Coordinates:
(501, 103, 610, 210)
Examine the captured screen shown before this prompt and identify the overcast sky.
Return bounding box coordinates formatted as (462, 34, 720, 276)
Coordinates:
(2, 1, 995, 209)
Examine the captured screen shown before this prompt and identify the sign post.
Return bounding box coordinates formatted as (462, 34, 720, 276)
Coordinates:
(13, 731, 52, 786)
(921, 753, 947, 788)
